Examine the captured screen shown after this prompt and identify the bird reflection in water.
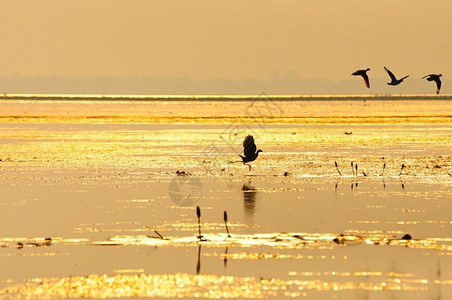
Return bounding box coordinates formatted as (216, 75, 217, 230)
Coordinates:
(242, 181, 257, 221)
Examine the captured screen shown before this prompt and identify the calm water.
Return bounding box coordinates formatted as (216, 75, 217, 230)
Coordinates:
(0, 97, 451, 299)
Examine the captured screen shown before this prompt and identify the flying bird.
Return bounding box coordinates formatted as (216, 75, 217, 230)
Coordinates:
(352, 68, 371, 88)
(422, 74, 442, 94)
(238, 135, 262, 170)
(384, 67, 409, 86)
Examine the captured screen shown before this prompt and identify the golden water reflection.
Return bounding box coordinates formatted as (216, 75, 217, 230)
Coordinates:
(3, 271, 447, 299)
(0, 99, 451, 299)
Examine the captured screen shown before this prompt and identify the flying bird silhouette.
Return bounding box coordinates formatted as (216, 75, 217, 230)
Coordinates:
(422, 74, 442, 94)
(352, 68, 371, 88)
(384, 67, 409, 86)
(238, 135, 262, 170)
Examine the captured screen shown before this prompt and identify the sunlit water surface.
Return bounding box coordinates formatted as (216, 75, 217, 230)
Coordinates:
(0, 98, 451, 299)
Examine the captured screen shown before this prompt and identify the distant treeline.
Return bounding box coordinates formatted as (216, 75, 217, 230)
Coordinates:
(1, 93, 451, 102)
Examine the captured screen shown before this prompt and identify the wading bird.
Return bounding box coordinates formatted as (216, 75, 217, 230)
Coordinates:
(239, 135, 262, 170)
(422, 74, 442, 94)
(352, 68, 371, 88)
(384, 67, 409, 86)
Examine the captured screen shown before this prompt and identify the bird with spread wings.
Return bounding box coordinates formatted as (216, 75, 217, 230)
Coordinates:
(238, 135, 262, 170)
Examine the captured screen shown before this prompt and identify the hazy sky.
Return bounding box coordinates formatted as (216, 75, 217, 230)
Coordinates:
(1, 1, 451, 93)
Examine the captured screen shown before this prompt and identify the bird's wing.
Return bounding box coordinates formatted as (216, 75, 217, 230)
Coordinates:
(384, 67, 396, 81)
(435, 78, 442, 94)
(362, 74, 370, 88)
(243, 135, 257, 157)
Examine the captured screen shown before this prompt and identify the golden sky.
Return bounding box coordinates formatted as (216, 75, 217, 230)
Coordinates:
(1, 1, 451, 82)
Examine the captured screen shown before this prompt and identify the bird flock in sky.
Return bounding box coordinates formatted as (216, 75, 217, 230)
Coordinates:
(352, 67, 443, 95)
